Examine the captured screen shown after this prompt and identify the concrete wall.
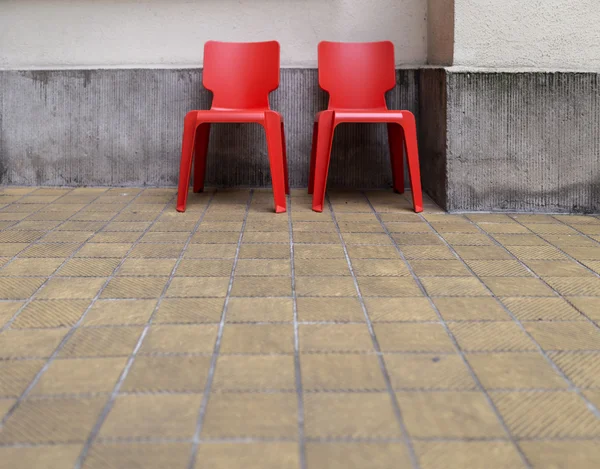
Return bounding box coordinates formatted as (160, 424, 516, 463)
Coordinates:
(0, 0, 428, 69)
(454, 0, 600, 70)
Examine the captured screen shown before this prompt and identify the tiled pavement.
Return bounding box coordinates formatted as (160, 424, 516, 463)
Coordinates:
(0, 187, 599, 468)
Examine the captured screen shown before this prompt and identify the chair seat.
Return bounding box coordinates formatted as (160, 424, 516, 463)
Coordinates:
(191, 109, 281, 123)
(315, 109, 407, 123)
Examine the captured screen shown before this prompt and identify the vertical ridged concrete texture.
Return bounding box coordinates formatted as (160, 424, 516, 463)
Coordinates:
(446, 72, 600, 212)
(0, 69, 418, 189)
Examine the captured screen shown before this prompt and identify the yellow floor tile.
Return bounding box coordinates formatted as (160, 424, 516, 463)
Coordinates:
(346, 245, 399, 259)
(118, 258, 177, 276)
(99, 394, 202, 439)
(420, 277, 490, 297)
(0, 445, 83, 469)
(12, 299, 90, 329)
(139, 325, 217, 354)
(567, 297, 600, 320)
(212, 355, 296, 391)
(296, 276, 357, 297)
(365, 297, 438, 321)
(525, 260, 594, 277)
(226, 297, 293, 322)
(466, 259, 532, 277)
(306, 442, 411, 469)
(384, 353, 476, 390)
(0, 301, 22, 327)
(236, 259, 291, 276)
(58, 258, 120, 277)
(84, 443, 191, 469)
(39, 277, 106, 299)
(501, 297, 583, 320)
(481, 277, 555, 296)
(220, 324, 294, 354)
(352, 259, 411, 276)
(304, 393, 400, 439)
(0, 258, 62, 276)
(549, 351, 600, 388)
(410, 260, 471, 276)
(301, 353, 386, 390)
(467, 352, 567, 389)
(299, 324, 374, 352)
(31, 357, 127, 395)
(544, 276, 600, 296)
(0, 328, 66, 358)
(343, 233, 392, 244)
(154, 298, 224, 324)
(584, 390, 600, 408)
(82, 299, 157, 326)
(185, 244, 237, 259)
(296, 297, 365, 322)
(433, 297, 510, 320)
(230, 277, 292, 297)
(59, 326, 143, 358)
(524, 321, 600, 351)
(0, 360, 45, 397)
(75, 243, 131, 258)
(239, 244, 290, 259)
(396, 391, 506, 438)
(359, 277, 423, 297)
(492, 391, 600, 438)
(400, 245, 456, 260)
(454, 245, 513, 260)
(0, 277, 45, 299)
(195, 442, 299, 469)
(374, 323, 455, 352)
(166, 277, 230, 298)
(415, 441, 525, 469)
(449, 322, 537, 352)
(520, 441, 600, 469)
(202, 393, 298, 438)
(122, 355, 211, 392)
(20, 243, 80, 258)
(0, 396, 107, 444)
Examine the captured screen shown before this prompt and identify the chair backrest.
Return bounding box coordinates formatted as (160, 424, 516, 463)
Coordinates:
(203, 41, 280, 110)
(318, 41, 396, 110)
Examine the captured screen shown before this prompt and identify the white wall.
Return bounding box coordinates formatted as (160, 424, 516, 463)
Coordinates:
(0, 0, 427, 69)
(454, 0, 600, 70)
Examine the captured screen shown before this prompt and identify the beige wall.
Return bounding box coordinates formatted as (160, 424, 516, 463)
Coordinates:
(427, 0, 454, 65)
(453, 0, 600, 70)
(0, 0, 427, 69)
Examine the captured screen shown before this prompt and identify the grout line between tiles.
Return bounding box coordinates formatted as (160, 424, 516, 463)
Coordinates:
(288, 194, 307, 469)
(361, 192, 533, 469)
(326, 195, 421, 469)
(185, 190, 254, 469)
(0, 189, 153, 431)
(459, 216, 600, 420)
(70, 191, 216, 469)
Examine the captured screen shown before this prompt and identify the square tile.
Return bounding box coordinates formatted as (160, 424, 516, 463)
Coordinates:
(301, 353, 386, 390)
(84, 443, 191, 469)
(82, 299, 156, 325)
(506, 245, 566, 260)
(75, 243, 131, 258)
(567, 297, 600, 320)
(544, 277, 600, 296)
(433, 297, 510, 321)
(467, 353, 567, 389)
(374, 323, 455, 352)
(212, 355, 296, 391)
(420, 277, 490, 297)
(501, 297, 583, 321)
(128, 243, 184, 258)
(525, 260, 593, 277)
(0, 277, 45, 299)
(519, 441, 600, 469)
(294, 258, 349, 276)
(192, 231, 240, 244)
(12, 300, 90, 328)
(296, 276, 356, 297)
(0, 396, 106, 443)
(0, 302, 22, 327)
(414, 442, 525, 469)
(293, 232, 339, 243)
(346, 245, 399, 259)
(296, 297, 365, 322)
(400, 245, 456, 260)
(481, 277, 555, 296)
(122, 355, 211, 392)
(220, 324, 293, 354)
(226, 298, 293, 322)
(304, 393, 400, 438)
(524, 322, 600, 351)
(0, 258, 63, 277)
(449, 322, 536, 352)
(31, 357, 127, 395)
(299, 324, 373, 352)
(39, 277, 106, 299)
(195, 442, 299, 469)
(343, 233, 392, 244)
(154, 298, 223, 324)
(465, 260, 532, 277)
(0, 445, 83, 469)
(365, 297, 438, 321)
(492, 391, 600, 438)
(242, 231, 289, 243)
(99, 394, 202, 439)
(396, 391, 505, 438)
(139, 324, 217, 354)
(230, 277, 291, 297)
(202, 393, 297, 438)
(410, 260, 471, 277)
(306, 442, 410, 469)
(454, 246, 513, 260)
(0, 360, 45, 397)
(384, 354, 476, 390)
(357, 276, 422, 297)
(59, 326, 143, 357)
(20, 243, 80, 258)
(185, 244, 237, 259)
(392, 233, 444, 245)
(58, 258, 120, 277)
(102, 277, 167, 298)
(239, 244, 290, 259)
(351, 259, 410, 276)
(236, 259, 290, 276)
(550, 351, 600, 388)
(0, 329, 66, 358)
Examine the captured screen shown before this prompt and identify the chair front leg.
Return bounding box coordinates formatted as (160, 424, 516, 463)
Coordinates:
(398, 114, 423, 213)
(308, 121, 319, 194)
(387, 122, 405, 194)
(264, 111, 287, 213)
(176, 112, 199, 212)
(281, 122, 290, 195)
(312, 111, 335, 212)
(193, 123, 211, 193)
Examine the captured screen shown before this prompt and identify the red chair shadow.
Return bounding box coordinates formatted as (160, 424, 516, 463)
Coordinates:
(176, 40, 289, 213)
(308, 41, 423, 213)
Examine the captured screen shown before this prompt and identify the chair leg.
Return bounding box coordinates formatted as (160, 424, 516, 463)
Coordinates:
(387, 123, 405, 194)
(176, 112, 198, 212)
(400, 114, 423, 213)
(264, 112, 287, 213)
(193, 123, 210, 193)
(281, 122, 290, 195)
(308, 122, 319, 194)
(312, 112, 335, 212)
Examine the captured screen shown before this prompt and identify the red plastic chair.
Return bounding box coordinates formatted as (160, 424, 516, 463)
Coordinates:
(308, 41, 423, 213)
(176, 41, 289, 213)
